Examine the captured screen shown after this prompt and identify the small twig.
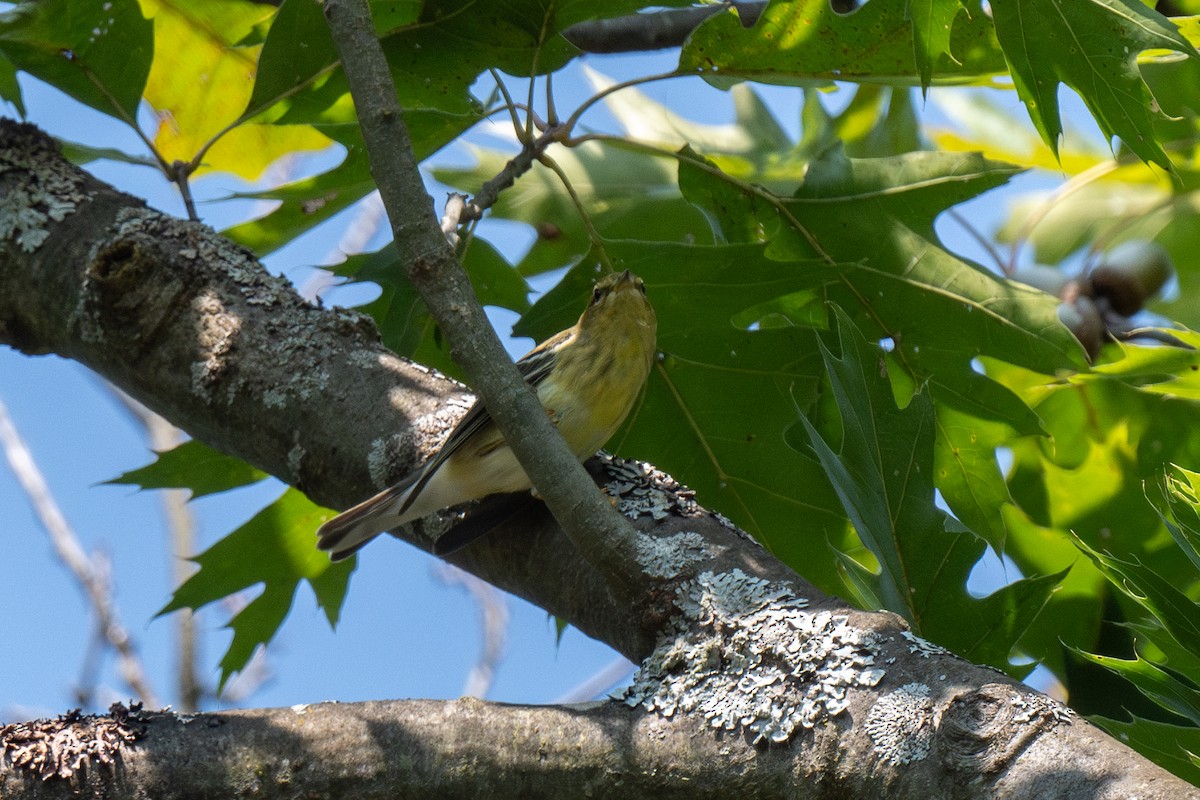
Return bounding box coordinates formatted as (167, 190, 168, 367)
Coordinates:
(435, 564, 509, 699)
(170, 161, 200, 222)
(105, 386, 203, 710)
(0, 396, 160, 708)
(488, 68, 530, 143)
(948, 209, 1009, 275)
(553, 656, 635, 704)
(537, 152, 614, 270)
(460, 125, 566, 224)
(1110, 324, 1196, 350)
(562, 2, 766, 54)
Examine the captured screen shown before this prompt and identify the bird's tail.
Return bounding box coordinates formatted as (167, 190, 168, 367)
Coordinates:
(316, 475, 418, 561)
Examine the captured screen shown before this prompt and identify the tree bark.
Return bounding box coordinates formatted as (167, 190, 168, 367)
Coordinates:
(1, 122, 1196, 798)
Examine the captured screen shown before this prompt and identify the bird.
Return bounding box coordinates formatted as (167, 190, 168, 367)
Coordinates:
(316, 269, 657, 560)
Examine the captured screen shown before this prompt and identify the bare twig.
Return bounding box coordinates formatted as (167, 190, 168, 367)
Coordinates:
(105, 387, 203, 712)
(0, 397, 160, 708)
(553, 656, 635, 704)
(947, 209, 1009, 275)
(434, 564, 509, 699)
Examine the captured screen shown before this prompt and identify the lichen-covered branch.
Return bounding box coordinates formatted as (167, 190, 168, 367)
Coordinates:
(1, 121, 1197, 798)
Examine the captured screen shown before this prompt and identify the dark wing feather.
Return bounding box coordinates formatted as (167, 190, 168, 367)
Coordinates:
(396, 330, 570, 516)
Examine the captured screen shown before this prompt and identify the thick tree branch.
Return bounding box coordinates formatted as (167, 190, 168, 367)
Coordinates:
(1, 121, 1196, 797)
(323, 0, 645, 596)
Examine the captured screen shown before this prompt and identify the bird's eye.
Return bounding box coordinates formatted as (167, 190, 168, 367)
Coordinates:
(592, 286, 604, 303)
(637, 281, 646, 295)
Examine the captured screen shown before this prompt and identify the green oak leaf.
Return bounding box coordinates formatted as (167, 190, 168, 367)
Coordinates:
(680, 0, 1005, 86)
(1089, 716, 1200, 785)
(107, 440, 268, 499)
(160, 488, 352, 689)
(989, 0, 1198, 171)
(796, 307, 1061, 668)
(0, 0, 152, 121)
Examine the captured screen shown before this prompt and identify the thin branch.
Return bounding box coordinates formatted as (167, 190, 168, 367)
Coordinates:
(947, 208, 1009, 275)
(169, 161, 200, 222)
(435, 564, 509, 699)
(562, 3, 767, 54)
(561, 70, 686, 135)
(0, 397, 160, 708)
(104, 386, 203, 711)
(537, 153, 614, 270)
(554, 656, 635, 704)
(323, 0, 644, 595)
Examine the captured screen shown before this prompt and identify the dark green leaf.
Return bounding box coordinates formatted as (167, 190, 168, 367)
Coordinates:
(245, 0, 345, 118)
(1072, 532, 1200, 656)
(0, 48, 24, 116)
(161, 489, 353, 688)
(334, 236, 529, 378)
(990, 0, 1197, 170)
(0, 0, 152, 121)
(1090, 715, 1200, 785)
(106, 440, 268, 499)
(906, 0, 967, 91)
(795, 307, 1062, 666)
(1075, 649, 1200, 725)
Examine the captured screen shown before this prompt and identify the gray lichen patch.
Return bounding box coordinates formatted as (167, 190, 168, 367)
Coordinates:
(402, 395, 473, 460)
(0, 702, 146, 781)
(0, 125, 88, 253)
(635, 531, 709, 579)
(191, 288, 242, 402)
(603, 457, 704, 521)
(623, 569, 884, 744)
(901, 631, 952, 659)
(368, 433, 415, 489)
(1010, 691, 1074, 726)
(865, 682, 934, 765)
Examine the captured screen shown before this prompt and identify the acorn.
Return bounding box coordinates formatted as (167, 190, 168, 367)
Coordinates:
(1089, 241, 1174, 316)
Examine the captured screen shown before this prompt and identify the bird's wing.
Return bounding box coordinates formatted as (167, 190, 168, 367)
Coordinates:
(396, 329, 570, 516)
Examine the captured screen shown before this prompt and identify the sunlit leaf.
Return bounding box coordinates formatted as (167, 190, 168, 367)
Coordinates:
(680, 0, 1006, 86)
(106, 440, 268, 498)
(1072, 532, 1200, 656)
(141, 0, 330, 179)
(160, 488, 352, 688)
(1075, 649, 1200, 725)
(1152, 463, 1200, 573)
